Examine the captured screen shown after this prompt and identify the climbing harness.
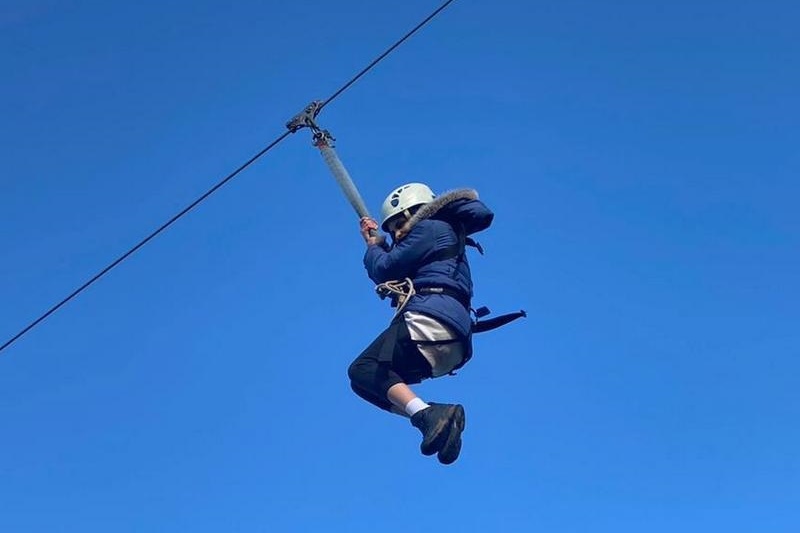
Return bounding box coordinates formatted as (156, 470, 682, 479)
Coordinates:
(377, 277, 525, 335)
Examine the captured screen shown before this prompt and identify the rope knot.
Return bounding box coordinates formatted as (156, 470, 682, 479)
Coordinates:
(375, 278, 416, 316)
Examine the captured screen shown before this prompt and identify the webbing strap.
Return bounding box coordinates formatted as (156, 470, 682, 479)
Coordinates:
(472, 310, 527, 334)
(416, 286, 471, 309)
(427, 231, 483, 264)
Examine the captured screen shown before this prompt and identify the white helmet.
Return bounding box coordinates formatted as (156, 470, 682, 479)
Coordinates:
(380, 183, 436, 231)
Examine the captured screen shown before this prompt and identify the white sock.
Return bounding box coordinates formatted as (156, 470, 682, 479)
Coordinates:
(404, 398, 430, 417)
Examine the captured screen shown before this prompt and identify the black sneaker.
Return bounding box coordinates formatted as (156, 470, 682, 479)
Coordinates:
(410, 403, 459, 456)
(437, 404, 465, 465)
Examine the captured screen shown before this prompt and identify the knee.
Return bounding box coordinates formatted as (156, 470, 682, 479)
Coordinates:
(347, 358, 364, 385)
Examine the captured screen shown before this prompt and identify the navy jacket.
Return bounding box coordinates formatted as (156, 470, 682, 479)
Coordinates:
(364, 190, 494, 339)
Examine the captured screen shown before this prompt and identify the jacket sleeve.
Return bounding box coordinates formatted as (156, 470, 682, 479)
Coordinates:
(363, 224, 436, 284)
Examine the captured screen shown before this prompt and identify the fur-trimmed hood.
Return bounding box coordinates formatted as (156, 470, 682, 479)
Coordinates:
(395, 188, 479, 240)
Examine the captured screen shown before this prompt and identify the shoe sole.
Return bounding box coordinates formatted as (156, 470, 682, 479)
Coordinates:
(437, 404, 465, 465)
(420, 404, 458, 456)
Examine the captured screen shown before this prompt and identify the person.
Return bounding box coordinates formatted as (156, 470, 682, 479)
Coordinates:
(348, 182, 494, 465)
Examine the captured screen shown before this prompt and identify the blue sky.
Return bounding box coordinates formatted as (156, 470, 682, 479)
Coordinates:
(1, 0, 798, 531)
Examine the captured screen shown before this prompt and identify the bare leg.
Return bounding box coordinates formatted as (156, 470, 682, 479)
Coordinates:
(387, 383, 420, 418)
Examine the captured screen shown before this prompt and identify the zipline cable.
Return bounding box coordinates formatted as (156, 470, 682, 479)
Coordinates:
(0, 0, 458, 355)
(320, 0, 456, 111)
